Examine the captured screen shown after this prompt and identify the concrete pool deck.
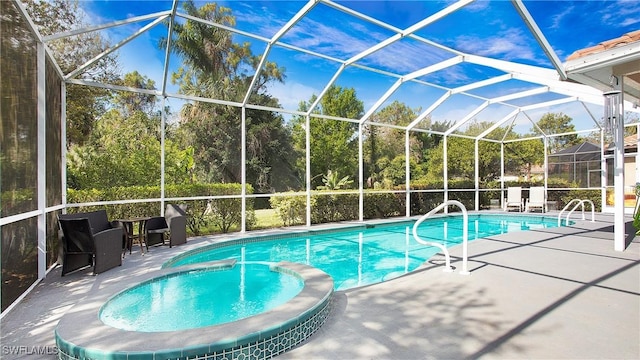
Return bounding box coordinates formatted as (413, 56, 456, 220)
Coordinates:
(1, 212, 639, 359)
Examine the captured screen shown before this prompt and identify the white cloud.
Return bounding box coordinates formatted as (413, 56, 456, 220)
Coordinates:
(432, 101, 480, 123)
(284, 17, 381, 59)
(422, 65, 477, 87)
(362, 39, 455, 74)
(231, 2, 461, 78)
(232, 2, 292, 38)
(550, 5, 575, 30)
(454, 28, 538, 62)
(620, 17, 640, 27)
(597, 0, 640, 28)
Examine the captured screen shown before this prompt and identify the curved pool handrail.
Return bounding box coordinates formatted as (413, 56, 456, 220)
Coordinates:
(558, 199, 595, 226)
(566, 199, 595, 224)
(413, 200, 470, 275)
(558, 199, 581, 226)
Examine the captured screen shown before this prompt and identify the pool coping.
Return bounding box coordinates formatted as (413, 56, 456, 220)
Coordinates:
(54, 261, 334, 359)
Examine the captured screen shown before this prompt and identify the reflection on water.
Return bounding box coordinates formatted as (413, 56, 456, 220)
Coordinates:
(170, 215, 561, 291)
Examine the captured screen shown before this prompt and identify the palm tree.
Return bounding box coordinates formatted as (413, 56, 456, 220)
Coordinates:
(317, 170, 353, 190)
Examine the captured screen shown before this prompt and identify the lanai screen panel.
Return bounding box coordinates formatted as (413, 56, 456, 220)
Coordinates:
(0, 0, 39, 312)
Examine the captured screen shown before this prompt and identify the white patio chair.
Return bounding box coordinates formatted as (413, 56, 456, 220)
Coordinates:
(504, 186, 524, 212)
(527, 186, 546, 212)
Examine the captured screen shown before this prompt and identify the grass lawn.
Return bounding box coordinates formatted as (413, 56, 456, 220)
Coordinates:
(254, 208, 282, 229)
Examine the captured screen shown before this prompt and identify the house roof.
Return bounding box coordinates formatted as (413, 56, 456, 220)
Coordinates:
(606, 134, 639, 151)
(567, 30, 640, 60)
(552, 141, 601, 155)
(564, 30, 640, 105)
(550, 141, 601, 162)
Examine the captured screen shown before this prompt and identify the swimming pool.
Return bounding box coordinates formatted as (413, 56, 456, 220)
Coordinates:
(165, 214, 565, 290)
(55, 213, 566, 360)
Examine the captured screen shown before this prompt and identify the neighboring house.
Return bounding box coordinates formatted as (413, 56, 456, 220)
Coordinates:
(544, 136, 638, 207)
(565, 30, 640, 210)
(548, 141, 602, 188)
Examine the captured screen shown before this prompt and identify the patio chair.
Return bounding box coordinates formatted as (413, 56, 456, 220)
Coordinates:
(59, 209, 126, 255)
(57, 217, 123, 276)
(527, 186, 546, 212)
(504, 187, 524, 212)
(145, 204, 187, 248)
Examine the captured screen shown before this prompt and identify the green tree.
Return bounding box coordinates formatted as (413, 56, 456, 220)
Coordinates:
(533, 112, 579, 154)
(115, 71, 158, 116)
(424, 137, 476, 181)
(504, 138, 544, 180)
(414, 119, 452, 154)
(421, 120, 541, 182)
(365, 101, 422, 187)
(379, 155, 423, 187)
(25, 0, 120, 146)
(168, 0, 295, 192)
(290, 85, 364, 188)
(67, 73, 192, 189)
(67, 110, 192, 189)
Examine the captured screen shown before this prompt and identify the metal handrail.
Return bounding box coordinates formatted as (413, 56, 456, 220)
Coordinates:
(558, 199, 582, 226)
(412, 200, 470, 275)
(558, 199, 595, 226)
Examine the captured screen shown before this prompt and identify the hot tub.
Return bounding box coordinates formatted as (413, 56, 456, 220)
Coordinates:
(55, 261, 333, 359)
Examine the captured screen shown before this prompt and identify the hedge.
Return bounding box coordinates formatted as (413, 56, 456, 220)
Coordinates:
(66, 183, 254, 235)
(268, 178, 604, 226)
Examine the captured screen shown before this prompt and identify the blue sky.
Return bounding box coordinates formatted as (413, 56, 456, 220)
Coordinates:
(77, 0, 640, 134)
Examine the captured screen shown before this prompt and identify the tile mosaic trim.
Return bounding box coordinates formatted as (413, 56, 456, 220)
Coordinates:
(55, 262, 333, 360)
(56, 295, 331, 360)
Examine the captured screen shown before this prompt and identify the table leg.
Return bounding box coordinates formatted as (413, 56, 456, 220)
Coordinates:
(137, 220, 146, 254)
(124, 222, 134, 255)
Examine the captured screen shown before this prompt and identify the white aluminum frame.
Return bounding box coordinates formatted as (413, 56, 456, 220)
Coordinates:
(4, 0, 640, 316)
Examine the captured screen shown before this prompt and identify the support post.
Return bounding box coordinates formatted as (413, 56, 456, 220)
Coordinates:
(613, 88, 625, 252)
(305, 115, 311, 227)
(405, 130, 411, 217)
(241, 106, 246, 233)
(500, 143, 505, 209)
(443, 136, 448, 212)
(474, 139, 479, 211)
(37, 42, 46, 279)
(358, 123, 364, 221)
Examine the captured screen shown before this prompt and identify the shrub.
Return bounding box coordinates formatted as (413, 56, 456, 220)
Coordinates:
(311, 192, 359, 224)
(270, 192, 306, 226)
(66, 183, 254, 235)
(561, 189, 601, 212)
(363, 192, 404, 219)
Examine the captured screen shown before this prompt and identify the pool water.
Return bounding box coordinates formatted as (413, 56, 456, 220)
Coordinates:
(167, 214, 564, 290)
(99, 263, 304, 332)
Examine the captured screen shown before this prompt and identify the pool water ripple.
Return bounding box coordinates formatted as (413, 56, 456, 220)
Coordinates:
(99, 263, 304, 332)
(166, 214, 564, 290)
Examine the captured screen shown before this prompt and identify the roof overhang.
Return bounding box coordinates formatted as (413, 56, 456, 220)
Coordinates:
(564, 39, 640, 106)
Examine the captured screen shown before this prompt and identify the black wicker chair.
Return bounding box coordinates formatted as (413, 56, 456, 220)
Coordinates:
(145, 217, 169, 247)
(57, 216, 123, 276)
(145, 204, 187, 248)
